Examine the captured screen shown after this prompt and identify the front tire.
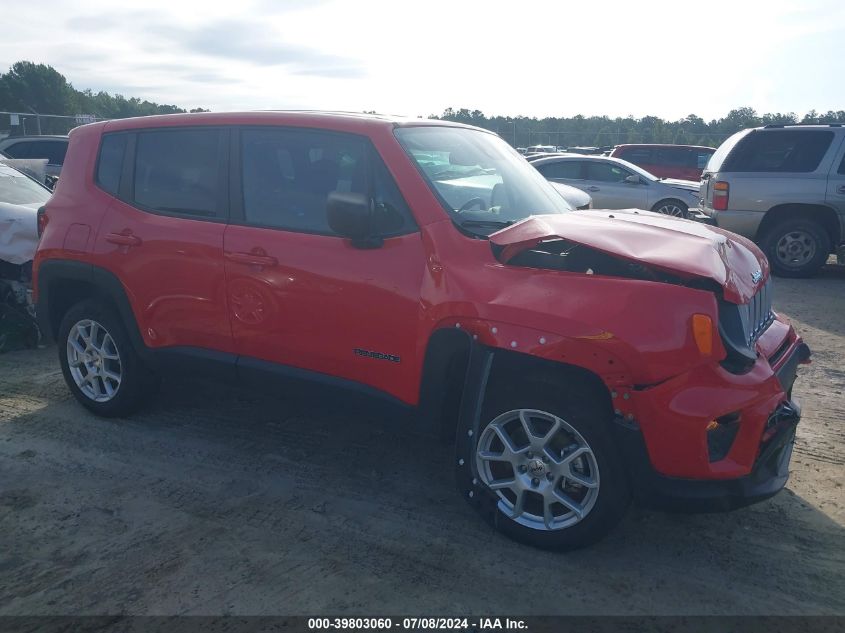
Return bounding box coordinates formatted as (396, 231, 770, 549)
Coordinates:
(652, 199, 689, 218)
(761, 218, 831, 278)
(457, 375, 630, 550)
(58, 300, 158, 417)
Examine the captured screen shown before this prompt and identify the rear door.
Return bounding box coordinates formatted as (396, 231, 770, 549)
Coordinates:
(582, 160, 648, 209)
(223, 126, 425, 404)
(92, 127, 234, 354)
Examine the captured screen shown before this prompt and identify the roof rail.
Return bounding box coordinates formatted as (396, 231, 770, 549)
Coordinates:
(763, 123, 843, 128)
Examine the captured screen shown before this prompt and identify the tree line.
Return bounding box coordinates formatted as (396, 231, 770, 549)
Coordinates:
(0, 61, 208, 134)
(431, 107, 845, 149)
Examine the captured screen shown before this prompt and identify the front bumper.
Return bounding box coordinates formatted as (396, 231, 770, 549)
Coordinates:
(614, 400, 800, 512)
(611, 322, 809, 511)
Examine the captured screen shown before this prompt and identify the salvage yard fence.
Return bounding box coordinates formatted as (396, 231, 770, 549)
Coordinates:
(0, 111, 106, 139)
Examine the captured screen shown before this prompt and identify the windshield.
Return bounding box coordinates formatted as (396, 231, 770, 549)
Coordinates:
(395, 126, 573, 235)
(0, 166, 51, 205)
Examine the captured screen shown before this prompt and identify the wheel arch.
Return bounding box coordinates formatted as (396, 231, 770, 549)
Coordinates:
(757, 203, 840, 249)
(419, 325, 616, 443)
(36, 259, 149, 360)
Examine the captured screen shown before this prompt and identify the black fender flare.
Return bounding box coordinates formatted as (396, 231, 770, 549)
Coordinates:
(36, 259, 150, 361)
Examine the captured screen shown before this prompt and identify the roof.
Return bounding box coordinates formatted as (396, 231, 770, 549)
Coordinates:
(99, 111, 489, 135)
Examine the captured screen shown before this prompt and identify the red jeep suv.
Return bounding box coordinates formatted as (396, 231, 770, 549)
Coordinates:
(34, 112, 810, 549)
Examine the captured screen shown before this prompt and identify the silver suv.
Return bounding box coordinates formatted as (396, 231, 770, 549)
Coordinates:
(699, 124, 845, 277)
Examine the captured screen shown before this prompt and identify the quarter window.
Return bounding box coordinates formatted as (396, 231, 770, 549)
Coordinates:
(133, 129, 224, 218)
(838, 153, 845, 175)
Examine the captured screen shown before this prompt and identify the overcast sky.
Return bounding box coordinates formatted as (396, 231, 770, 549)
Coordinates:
(2, 0, 843, 120)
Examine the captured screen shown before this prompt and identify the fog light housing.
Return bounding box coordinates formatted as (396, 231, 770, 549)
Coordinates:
(707, 412, 741, 462)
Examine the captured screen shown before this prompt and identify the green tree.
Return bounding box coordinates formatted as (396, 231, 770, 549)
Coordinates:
(0, 61, 76, 114)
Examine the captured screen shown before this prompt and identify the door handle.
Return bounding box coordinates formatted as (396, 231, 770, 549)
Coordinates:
(225, 251, 278, 267)
(105, 232, 142, 247)
(837, 185, 845, 194)
(587, 186, 600, 192)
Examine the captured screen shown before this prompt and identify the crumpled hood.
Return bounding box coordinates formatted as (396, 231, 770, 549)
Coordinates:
(489, 210, 768, 303)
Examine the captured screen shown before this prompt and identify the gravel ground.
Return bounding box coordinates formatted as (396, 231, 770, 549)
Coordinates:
(0, 266, 843, 616)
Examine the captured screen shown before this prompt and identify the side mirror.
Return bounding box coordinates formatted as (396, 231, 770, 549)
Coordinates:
(624, 174, 641, 185)
(327, 191, 382, 249)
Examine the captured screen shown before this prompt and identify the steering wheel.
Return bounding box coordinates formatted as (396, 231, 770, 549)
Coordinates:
(457, 197, 487, 213)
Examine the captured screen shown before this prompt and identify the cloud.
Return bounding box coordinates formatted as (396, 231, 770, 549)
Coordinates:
(64, 12, 365, 78)
(182, 19, 364, 77)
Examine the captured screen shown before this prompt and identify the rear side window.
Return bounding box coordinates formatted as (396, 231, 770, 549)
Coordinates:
(536, 161, 582, 179)
(724, 130, 834, 173)
(838, 154, 845, 175)
(96, 134, 127, 195)
(2, 142, 35, 158)
(620, 148, 652, 165)
(655, 147, 691, 167)
(133, 129, 225, 218)
(3, 140, 67, 164)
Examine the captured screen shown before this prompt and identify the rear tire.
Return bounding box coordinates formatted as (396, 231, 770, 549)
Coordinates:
(761, 218, 831, 278)
(58, 299, 159, 417)
(457, 375, 630, 550)
(652, 199, 689, 218)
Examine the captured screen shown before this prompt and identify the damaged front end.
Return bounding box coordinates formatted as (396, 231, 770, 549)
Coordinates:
(0, 260, 38, 352)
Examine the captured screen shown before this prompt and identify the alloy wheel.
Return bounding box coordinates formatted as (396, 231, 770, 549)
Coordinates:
(656, 203, 685, 217)
(475, 409, 600, 531)
(66, 319, 122, 402)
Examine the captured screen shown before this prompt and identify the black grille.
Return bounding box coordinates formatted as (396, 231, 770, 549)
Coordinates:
(739, 278, 774, 346)
(718, 278, 774, 372)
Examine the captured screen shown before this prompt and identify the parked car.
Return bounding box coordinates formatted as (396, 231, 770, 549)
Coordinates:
(565, 146, 603, 155)
(0, 135, 69, 179)
(525, 145, 558, 154)
(550, 182, 592, 209)
(35, 112, 809, 550)
(699, 124, 845, 277)
(611, 144, 715, 181)
(532, 154, 700, 217)
(0, 162, 50, 351)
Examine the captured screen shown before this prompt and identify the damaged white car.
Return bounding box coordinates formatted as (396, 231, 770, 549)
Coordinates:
(0, 162, 50, 351)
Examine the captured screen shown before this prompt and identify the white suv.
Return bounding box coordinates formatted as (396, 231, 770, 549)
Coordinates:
(699, 124, 845, 277)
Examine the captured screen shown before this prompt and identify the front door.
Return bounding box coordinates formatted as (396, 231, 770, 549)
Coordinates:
(582, 160, 649, 209)
(223, 127, 425, 404)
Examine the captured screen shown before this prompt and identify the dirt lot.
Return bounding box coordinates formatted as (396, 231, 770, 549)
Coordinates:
(1, 267, 843, 617)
